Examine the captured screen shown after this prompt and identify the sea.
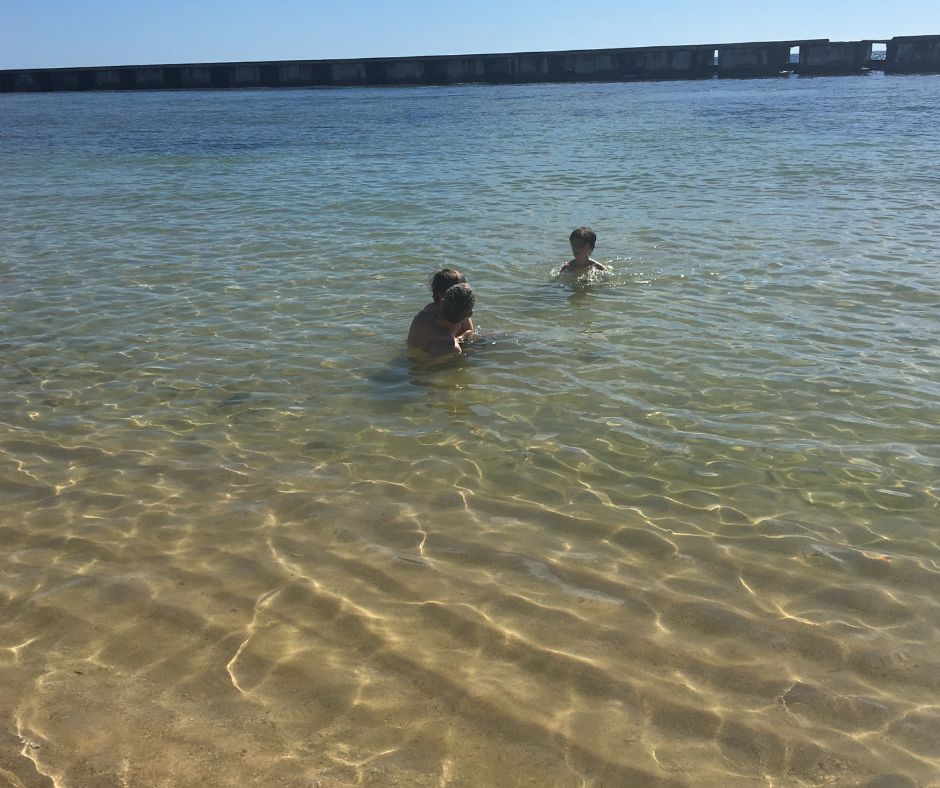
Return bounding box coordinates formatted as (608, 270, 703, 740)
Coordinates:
(2, 72, 939, 786)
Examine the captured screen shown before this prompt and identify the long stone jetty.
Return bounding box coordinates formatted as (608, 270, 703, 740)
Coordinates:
(2, 35, 938, 93)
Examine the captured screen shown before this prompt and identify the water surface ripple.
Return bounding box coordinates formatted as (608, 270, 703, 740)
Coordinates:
(2, 75, 940, 786)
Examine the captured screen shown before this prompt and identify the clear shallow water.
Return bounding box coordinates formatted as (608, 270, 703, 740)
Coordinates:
(2, 74, 940, 785)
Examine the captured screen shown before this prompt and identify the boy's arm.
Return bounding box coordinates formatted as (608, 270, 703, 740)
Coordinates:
(591, 259, 606, 271)
(455, 316, 474, 343)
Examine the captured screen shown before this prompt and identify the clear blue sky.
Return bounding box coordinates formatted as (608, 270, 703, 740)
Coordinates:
(2, 0, 939, 70)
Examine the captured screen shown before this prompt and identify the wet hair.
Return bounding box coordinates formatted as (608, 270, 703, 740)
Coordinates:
(440, 283, 475, 323)
(569, 226, 597, 249)
(429, 268, 466, 302)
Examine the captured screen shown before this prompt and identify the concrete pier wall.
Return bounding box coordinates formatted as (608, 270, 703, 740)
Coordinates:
(886, 35, 940, 74)
(798, 41, 873, 75)
(1, 35, 938, 93)
(617, 48, 715, 80)
(717, 43, 791, 76)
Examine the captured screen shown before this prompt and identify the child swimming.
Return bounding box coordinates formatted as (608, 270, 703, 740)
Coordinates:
(561, 227, 606, 275)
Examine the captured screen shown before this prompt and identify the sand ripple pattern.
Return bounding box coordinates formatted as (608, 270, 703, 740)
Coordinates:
(2, 76, 940, 785)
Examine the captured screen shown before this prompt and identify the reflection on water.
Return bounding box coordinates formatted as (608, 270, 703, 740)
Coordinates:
(2, 76, 940, 785)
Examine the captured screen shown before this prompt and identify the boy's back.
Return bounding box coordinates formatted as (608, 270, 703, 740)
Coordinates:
(407, 306, 460, 360)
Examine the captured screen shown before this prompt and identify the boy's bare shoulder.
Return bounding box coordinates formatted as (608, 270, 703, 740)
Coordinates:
(560, 259, 606, 274)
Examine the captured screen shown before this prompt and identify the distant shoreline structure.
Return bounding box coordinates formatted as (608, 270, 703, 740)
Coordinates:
(2, 35, 938, 94)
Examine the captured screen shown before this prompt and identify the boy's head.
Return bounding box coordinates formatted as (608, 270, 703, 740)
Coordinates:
(430, 268, 466, 302)
(569, 226, 596, 253)
(440, 283, 475, 323)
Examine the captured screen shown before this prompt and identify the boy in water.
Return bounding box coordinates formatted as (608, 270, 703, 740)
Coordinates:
(561, 226, 606, 275)
(420, 268, 474, 341)
(407, 283, 476, 363)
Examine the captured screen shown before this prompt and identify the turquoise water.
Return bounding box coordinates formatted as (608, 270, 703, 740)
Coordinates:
(2, 74, 940, 785)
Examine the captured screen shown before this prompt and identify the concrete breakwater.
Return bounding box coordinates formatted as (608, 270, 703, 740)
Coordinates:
(2, 35, 939, 93)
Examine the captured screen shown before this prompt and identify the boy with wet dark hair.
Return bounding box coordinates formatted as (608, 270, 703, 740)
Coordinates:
(440, 283, 475, 324)
(561, 226, 606, 274)
(430, 268, 466, 302)
(407, 283, 476, 363)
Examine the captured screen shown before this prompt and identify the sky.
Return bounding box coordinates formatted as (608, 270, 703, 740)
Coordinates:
(2, 0, 939, 70)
